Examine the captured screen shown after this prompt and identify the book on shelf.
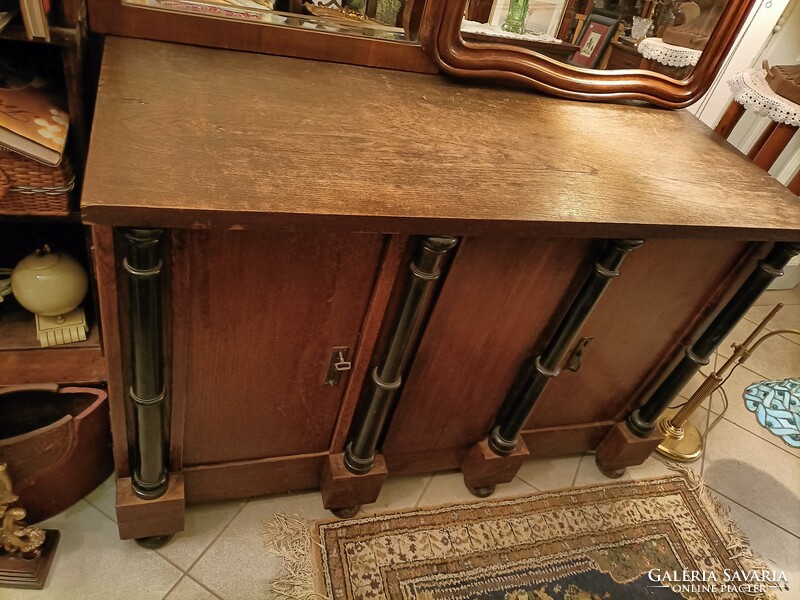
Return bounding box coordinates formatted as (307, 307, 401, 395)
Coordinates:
(19, 0, 50, 42)
(0, 11, 14, 33)
(0, 55, 68, 166)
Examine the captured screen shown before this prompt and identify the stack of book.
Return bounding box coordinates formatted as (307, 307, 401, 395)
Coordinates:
(0, 54, 68, 166)
(0, 52, 72, 216)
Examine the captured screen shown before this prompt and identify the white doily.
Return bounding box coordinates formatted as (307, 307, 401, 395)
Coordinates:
(461, 20, 562, 44)
(638, 37, 702, 67)
(728, 68, 800, 127)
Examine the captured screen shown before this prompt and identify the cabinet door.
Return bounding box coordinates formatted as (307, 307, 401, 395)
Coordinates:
(174, 230, 384, 466)
(522, 239, 752, 449)
(381, 236, 591, 471)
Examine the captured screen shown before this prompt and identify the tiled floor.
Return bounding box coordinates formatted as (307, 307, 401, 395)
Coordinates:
(6, 288, 799, 600)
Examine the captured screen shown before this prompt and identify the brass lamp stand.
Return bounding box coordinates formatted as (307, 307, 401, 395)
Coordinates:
(656, 303, 794, 461)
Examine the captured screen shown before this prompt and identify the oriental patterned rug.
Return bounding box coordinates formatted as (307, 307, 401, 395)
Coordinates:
(264, 469, 781, 600)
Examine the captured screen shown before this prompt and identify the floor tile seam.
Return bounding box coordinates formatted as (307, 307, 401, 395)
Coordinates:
(82, 497, 118, 526)
(160, 573, 186, 600)
(512, 475, 537, 492)
(711, 362, 775, 397)
(155, 549, 188, 573)
(79, 498, 185, 575)
(740, 316, 800, 347)
(754, 293, 800, 305)
(413, 474, 436, 508)
(570, 454, 585, 488)
(495, 454, 605, 491)
(717, 414, 800, 460)
(185, 573, 226, 600)
(703, 373, 798, 458)
(707, 486, 800, 542)
(183, 497, 251, 576)
(723, 333, 800, 360)
(514, 469, 539, 489)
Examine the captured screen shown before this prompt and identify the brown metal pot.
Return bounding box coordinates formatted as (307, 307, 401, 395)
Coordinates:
(0, 384, 113, 523)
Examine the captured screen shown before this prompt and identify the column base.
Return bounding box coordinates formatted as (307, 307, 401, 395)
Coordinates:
(595, 421, 664, 477)
(321, 453, 388, 515)
(116, 472, 185, 540)
(461, 437, 530, 493)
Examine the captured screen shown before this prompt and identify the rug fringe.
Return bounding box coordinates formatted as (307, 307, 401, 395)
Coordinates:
(263, 512, 330, 600)
(665, 462, 779, 600)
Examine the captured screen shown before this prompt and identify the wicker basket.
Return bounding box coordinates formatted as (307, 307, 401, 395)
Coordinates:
(0, 151, 75, 217)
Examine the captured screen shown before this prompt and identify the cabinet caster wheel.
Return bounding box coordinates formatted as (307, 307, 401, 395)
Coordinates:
(135, 534, 173, 549)
(467, 484, 496, 498)
(331, 506, 360, 519)
(595, 455, 626, 479)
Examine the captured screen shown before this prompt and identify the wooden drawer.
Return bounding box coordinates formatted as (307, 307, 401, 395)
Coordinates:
(607, 43, 643, 70)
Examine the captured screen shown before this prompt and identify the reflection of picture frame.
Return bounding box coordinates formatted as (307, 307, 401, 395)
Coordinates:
(568, 13, 620, 69)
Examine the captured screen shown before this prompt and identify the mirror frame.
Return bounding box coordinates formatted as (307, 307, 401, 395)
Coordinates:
(419, 0, 756, 108)
(87, 0, 437, 74)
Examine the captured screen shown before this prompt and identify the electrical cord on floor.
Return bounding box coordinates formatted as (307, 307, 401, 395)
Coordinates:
(702, 386, 729, 441)
(0, 268, 12, 303)
(700, 362, 746, 441)
(667, 367, 713, 411)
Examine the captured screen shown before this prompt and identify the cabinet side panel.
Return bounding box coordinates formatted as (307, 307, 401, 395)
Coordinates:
(178, 230, 384, 466)
(382, 236, 591, 457)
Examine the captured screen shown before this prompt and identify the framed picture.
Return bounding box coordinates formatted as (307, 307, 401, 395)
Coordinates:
(568, 12, 620, 69)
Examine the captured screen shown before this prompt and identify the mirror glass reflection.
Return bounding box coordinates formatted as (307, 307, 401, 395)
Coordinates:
(121, 0, 423, 42)
(461, 0, 728, 77)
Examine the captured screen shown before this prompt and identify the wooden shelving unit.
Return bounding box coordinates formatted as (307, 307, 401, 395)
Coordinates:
(0, 298, 104, 385)
(0, 7, 90, 177)
(0, 2, 101, 387)
(0, 220, 104, 387)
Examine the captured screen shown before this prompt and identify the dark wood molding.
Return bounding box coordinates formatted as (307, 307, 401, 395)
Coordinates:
(419, 0, 756, 108)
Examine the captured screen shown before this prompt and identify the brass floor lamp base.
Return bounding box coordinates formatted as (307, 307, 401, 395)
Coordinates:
(655, 407, 704, 462)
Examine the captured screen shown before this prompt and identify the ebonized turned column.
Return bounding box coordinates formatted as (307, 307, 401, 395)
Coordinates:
(124, 229, 168, 500)
(489, 239, 644, 456)
(343, 236, 458, 475)
(628, 241, 800, 435)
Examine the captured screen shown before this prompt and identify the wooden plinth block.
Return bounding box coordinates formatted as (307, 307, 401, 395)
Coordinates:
(0, 529, 59, 590)
(461, 438, 530, 490)
(116, 473, 185, 540)
(595, 421, 664, 474)
(320, 453, 388, 511)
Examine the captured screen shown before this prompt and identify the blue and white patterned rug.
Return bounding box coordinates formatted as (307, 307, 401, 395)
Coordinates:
(744, 378, 800, 448)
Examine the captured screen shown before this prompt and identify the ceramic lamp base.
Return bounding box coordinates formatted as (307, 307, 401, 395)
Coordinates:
(35, 307, 88, 347)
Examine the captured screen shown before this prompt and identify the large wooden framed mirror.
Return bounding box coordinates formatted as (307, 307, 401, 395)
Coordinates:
(419, 0, 757, 107)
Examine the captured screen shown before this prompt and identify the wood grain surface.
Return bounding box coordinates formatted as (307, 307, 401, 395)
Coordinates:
(90, 225, 129, 474)
(176, 230, 383, 467)
(523, 238, 751, 429)
(82, 38, 800, 241)
(381, 236, 591, 457)
(182, 453, 325, 504)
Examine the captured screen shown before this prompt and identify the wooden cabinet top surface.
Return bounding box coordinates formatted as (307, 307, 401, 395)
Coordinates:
(82, 37, 800, 240)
